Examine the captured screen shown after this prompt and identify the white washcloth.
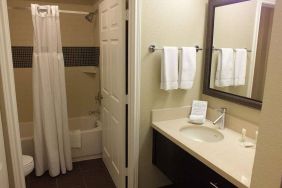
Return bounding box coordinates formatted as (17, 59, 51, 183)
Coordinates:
(179, 47, 197, 89)
(215, 48, 235, 87)
(189, 114, 206, 124)
(234, 49, 247, 86)
(161, 47, 179, 90)
(70, 129, 81, 148)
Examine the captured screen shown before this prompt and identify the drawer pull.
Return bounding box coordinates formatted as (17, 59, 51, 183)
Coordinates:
(210, 182, 219, 188)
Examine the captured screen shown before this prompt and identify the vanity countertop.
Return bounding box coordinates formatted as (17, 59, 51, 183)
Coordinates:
(152, 118, 256, 188)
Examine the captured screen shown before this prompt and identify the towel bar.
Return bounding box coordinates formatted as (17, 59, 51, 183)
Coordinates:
(149, 45, 203, 53)
(212, 47, 252, 53)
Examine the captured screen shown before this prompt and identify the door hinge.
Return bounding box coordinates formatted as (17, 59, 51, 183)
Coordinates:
(125, 9, 129, 21)
(124, 167, 128, 176)
(125, 95, 129, 104)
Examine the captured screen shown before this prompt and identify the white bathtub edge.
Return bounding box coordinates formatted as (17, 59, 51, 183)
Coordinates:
(21, 120, 103, 160)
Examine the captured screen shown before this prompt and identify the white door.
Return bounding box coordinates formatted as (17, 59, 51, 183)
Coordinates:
(0, 111, 9, 188)
(99, 0, 126, 187)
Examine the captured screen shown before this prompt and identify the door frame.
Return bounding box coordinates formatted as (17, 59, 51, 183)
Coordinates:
(0, 0, 26, 187)
(127, 0, 141, 187)
(0, 0, 141, 187)
(0, 110, 9, 188)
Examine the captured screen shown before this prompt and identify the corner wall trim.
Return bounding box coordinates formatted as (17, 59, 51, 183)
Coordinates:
(128, 0, 141, 187)
(0, 0, 26, 187)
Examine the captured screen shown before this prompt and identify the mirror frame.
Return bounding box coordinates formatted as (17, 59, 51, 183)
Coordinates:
(203, 0, 262, 109)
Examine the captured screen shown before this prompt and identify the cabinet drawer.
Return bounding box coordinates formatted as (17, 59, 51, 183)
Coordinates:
(153, 129, 237, 188)
(205, 171, 237, 188)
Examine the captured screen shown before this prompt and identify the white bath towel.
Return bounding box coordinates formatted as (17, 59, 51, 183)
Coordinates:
(234, 49, 247, 86)
(70, 129, 81, 148)
(215, 48, 234, 87)
(160, 47, 179, 90)
(179, 47, 197, 89)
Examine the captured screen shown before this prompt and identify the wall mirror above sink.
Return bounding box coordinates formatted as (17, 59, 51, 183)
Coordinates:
(203, 0, 276, 109)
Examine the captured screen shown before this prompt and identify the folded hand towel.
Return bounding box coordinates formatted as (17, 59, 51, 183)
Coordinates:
(234, 49, 247, 86)
(160, 47, 179, 90)
(70, 129, 81, 148)
(179, 47, 197, 89)
(215, 48, 234, 87)
(189, 114, 206, 124)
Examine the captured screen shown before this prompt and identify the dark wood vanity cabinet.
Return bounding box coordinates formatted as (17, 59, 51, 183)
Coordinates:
(152, 129, 237, 188)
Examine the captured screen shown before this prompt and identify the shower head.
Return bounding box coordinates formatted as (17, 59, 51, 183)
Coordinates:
(85, 12, 96, 23)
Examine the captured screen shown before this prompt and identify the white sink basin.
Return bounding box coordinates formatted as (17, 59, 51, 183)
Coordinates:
(180, 126, 224, 142)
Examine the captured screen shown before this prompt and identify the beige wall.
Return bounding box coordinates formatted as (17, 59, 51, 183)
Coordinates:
(211, 1, 257, 97)
(65, 67, 100, 118)
(8, 0, 100, 123)
(202, 95, 261, 125)
(8, 0, 99, 46)
(139, 0, 208, 187)
(251, 0, 282, 187)
(251, 6, 274, 101)
(213, 1, 256, 50)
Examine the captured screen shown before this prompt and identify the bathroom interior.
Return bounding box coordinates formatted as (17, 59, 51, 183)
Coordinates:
(0, 0, 282, 188)
(7, 0, 116, 187)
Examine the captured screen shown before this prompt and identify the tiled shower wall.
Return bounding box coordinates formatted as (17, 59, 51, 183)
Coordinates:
(12, 46, 100, 68)
(8, 0, 101, 123)
(13, 46, 101, 122)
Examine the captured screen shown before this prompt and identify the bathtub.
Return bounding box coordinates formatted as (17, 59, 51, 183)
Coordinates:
(19, 116, 102, 162)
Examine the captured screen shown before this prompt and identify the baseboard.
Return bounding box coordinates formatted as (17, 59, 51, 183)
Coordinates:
(72, 154, 102, 162)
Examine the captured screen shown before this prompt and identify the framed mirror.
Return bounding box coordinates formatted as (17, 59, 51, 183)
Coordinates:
(203, 0, 275, 109)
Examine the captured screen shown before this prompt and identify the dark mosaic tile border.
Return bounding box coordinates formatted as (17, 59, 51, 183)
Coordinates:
(12, 46, 100, 68)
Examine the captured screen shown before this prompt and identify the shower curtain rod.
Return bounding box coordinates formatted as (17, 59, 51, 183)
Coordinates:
(8, 6, 92, 15)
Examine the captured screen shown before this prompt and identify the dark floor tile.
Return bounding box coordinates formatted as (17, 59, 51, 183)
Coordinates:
(26, 171, 36, 182)
(78, 159, 106, 172)
(57, 170, 85, 188)
(28, 171, 57, 183)
(29, 177, 57, 188)
(83, 162, 115, 188)
(72, 161, 81, 171)
(159, 185, 177, 188)
(81, 165, 110, 177)
(26, 159, 115, 188)
(25, 177, 31, 188)
(83, 173, 115, 188)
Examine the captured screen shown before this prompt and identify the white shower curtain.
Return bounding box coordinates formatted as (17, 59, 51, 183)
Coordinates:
(31, 4, 72, 177)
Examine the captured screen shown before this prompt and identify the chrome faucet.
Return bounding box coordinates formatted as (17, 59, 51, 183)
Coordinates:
(213, 108, 227, 129)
